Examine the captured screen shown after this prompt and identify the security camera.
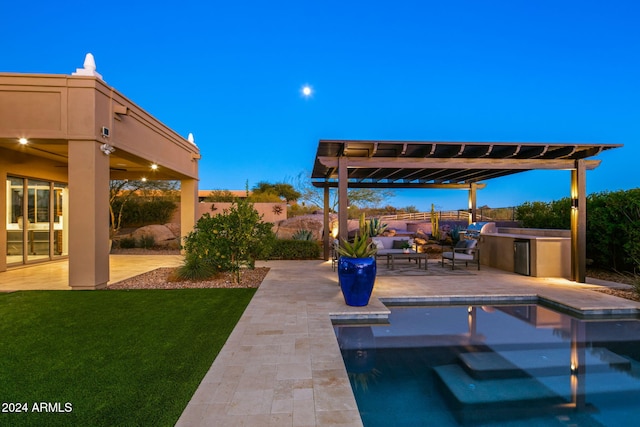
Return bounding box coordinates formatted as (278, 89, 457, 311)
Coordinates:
(100, 143, 115, 155)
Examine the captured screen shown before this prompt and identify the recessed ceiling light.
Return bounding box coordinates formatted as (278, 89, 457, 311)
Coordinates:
(150, 164, 158, 170)
(18, 138, 28, 145)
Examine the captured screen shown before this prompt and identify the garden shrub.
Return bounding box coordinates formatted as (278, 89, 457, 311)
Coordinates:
(179, 198, 275, 283)
(118, 237, 137, 249)
(587, 189, 640, 272)
(138, 234, 156, 249)
(292, 229, 314, 241)
(268, 240, 321, 260)
(111, 199, 177, 228)
(515, 189, 640, 273)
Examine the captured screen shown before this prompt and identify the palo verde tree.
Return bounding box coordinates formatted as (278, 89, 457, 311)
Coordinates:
(251, 181, 301, 203)
(292, 171, 394, 212)
(109, 179, 179, 237)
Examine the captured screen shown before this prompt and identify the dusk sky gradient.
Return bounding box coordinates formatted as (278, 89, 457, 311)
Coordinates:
(3, 0, 639, 210)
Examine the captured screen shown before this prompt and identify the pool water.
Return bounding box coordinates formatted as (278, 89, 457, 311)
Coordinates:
(334, 305, 640, 426)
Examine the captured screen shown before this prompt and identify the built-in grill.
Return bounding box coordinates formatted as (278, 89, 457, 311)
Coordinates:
(465, 222, 497, 239)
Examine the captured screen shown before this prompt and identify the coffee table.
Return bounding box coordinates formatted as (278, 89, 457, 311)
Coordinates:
(386, 252, 428, 270)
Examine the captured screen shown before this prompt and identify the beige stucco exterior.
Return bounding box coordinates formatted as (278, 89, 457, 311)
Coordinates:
(0, 72, 200, 289)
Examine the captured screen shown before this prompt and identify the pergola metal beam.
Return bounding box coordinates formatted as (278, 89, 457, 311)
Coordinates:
(312, 182, 487, 189)
(317, 156, 602, 171)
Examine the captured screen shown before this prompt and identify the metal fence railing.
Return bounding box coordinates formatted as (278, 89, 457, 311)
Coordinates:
(379, 207, 516, 222)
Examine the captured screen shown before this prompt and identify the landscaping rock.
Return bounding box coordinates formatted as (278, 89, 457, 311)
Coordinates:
(130, 224, 179, 247)
(274, 214, 330, 240)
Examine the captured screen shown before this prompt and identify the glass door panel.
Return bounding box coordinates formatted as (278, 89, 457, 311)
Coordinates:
(53, 183, 68, 256)
(27, 179, 50, 261)
(6, 177, 25, 265)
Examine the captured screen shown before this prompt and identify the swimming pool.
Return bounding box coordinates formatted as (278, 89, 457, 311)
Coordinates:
(334, 304, 640, 426)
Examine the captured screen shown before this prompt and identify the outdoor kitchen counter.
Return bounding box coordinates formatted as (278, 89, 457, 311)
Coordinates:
(478, 231, 571, 279)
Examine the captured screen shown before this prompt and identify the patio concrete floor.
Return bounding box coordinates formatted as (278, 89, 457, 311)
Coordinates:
(2, 256, 639, 426)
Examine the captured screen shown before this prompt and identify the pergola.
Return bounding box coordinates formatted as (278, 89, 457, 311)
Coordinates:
(311, 140, 622, 283)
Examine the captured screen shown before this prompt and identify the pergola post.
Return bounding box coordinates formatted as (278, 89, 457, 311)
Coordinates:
(323, 185, 330, 260)
(468, 183, 477, 224)
(338, 156, 349, 243)
(571, 159, 587, 283)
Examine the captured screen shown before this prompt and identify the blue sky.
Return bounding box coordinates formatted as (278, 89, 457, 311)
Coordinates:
(3, 0, 639, 210)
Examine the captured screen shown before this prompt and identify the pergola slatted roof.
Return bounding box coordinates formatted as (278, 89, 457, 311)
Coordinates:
(311, 140, 620, 188)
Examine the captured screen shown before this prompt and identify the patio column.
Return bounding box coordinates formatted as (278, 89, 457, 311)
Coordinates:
(0, 171, 6, 272)
(338, 156, 348, 243)
(180, 178, 198, 251)
(570, 159, 587, 283)
(468, 183, 477, 224)
(68, 140, 110, 290)
(323, 185, 330, 260)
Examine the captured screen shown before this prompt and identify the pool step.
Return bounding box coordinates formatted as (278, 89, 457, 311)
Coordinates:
(434, 363, 575, 424)
(434, 364, 565, 406)
(459, 347, 631, 379)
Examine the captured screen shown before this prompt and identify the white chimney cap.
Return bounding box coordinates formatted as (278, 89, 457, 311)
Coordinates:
(72, 53, 103, 79)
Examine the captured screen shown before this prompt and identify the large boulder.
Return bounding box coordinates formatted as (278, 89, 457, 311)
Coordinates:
(274, 214, 328, 240)
(129, 224, 180, 247)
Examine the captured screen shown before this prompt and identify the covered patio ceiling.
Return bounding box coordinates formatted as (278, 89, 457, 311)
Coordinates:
(311, 140, 621, 188)
(0, 136, 188, 181)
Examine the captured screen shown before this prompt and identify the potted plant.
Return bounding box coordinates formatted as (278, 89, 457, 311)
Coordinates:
(336, 234, 377, 306)
(401, 241, 412, 253)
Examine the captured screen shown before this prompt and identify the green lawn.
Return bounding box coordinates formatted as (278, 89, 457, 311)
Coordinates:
(0, 289, 256, 427)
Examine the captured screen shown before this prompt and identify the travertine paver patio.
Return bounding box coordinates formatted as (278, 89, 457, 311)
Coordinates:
(0, 255, 183, 291)
(176, 260, 640, 426)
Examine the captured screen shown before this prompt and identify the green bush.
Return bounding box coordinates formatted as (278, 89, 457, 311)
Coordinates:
(514, 199, 571, 229)
(292, 229, 314, 241)
(118, 237, 137, 249)
(181, 198, 275, 283)
(267, 240, 321, 260)
(138, 234, 156, 249)
(587, 189, 640, 272)
(111, 199, 177, 228)
(515, 189, 640, 273)
(175, 254, 218, 281)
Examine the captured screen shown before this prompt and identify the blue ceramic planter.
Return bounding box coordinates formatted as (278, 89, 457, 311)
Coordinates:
(337, 257, 377, 306)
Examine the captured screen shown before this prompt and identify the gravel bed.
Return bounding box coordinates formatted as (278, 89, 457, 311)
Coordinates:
(107, 267, 269, 290)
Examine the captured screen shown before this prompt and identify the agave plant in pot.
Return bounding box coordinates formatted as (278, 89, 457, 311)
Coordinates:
(336, 234, 378, 306)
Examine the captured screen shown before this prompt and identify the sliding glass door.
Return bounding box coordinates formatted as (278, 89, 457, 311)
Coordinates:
(6, 177, 68, 265)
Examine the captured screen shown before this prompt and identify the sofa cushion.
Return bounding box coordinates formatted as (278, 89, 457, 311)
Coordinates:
(442, 251, 475, 261)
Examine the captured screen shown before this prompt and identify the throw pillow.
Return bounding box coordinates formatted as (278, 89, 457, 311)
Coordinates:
(372, 238, 384, 250)
(465, 239, 477, 254)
